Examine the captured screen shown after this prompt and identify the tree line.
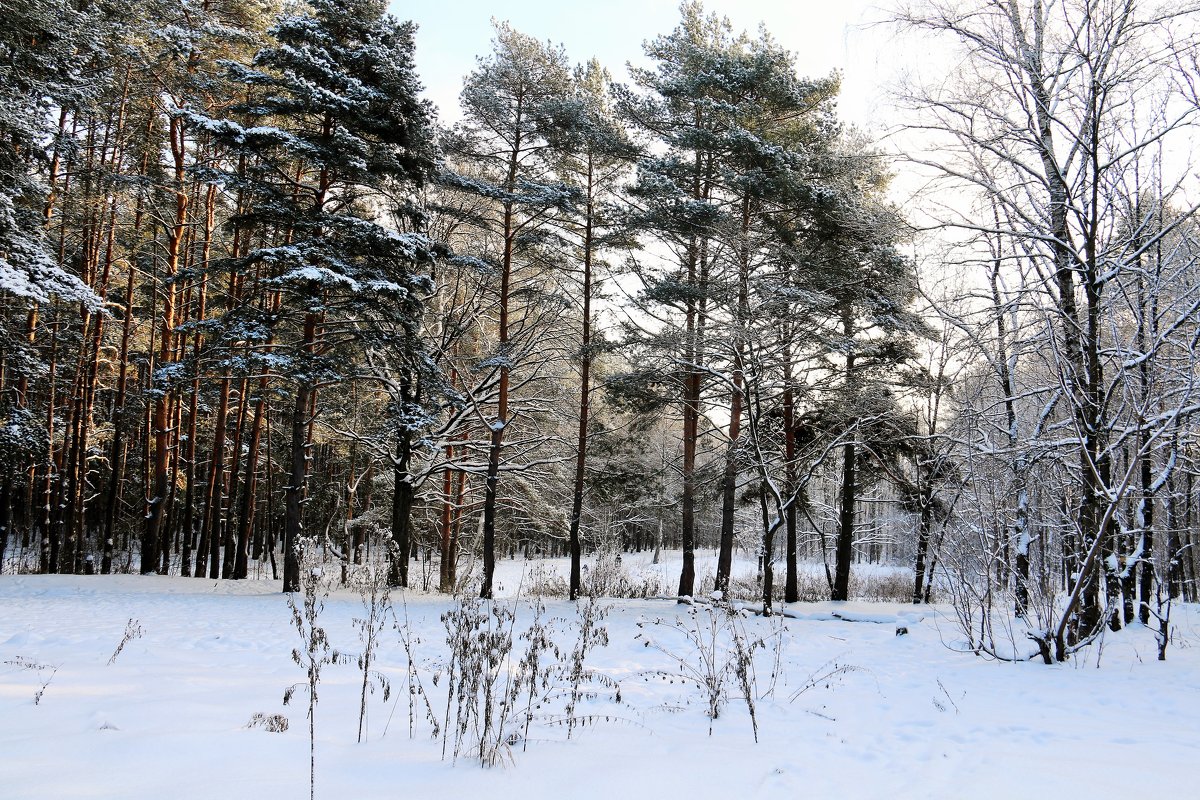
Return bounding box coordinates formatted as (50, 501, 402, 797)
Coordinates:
(2, 0, 1199, 662)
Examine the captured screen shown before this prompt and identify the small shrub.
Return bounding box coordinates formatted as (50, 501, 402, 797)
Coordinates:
(524, 562, 569, 598)
(634, 600, 779, 742)
(246, 712, 289, 733)
(284, 549, 349, 800)
(439, 594, 522, 766)
(703, 564, 924, 604)
(393, 598, 441, 741)
(4, 656, 58, 705)
(585, 549, 665, 599)
(437, 588, 618, 767)
(349, 564, 391, 743)
(564, 595, 612, 738)
(107, 618, 144, 665)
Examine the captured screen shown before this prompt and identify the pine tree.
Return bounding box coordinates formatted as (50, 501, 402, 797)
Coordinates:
(701, 33, 840, 599)
(442, 22, 575, 599)
(617, 4, 841, 600)
(0, 0, 106, 573)
(136, 0, 270, 576)
(616, 2, 740, 600)
(800, 155, 924, 602)
(0, 0, 100, 310)
(545, 60, 636, 600)
(199, 0, 439, 591)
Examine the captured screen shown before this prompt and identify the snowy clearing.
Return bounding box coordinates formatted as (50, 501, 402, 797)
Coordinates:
(2, 560, 1199, 800)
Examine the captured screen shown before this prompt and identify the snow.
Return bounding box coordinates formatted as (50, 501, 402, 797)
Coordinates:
(2, 557, 1199, 799)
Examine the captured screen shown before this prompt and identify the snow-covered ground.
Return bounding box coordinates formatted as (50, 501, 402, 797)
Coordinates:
(3, 556, 1199, 799)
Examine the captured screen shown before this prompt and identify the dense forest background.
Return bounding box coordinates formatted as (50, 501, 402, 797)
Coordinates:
(3, 0, 1200, 662)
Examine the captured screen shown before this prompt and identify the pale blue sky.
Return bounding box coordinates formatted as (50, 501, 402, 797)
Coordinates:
(392, 0, 893, 129)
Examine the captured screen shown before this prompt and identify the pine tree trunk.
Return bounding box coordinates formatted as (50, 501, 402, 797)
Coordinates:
(234, 295, 276, 580)
(161, 393, 185, 574)
(1135, 268, 1156, 625)
(40, 308, 61, 574)
(833, 309, 857, 602)
(15, 304, 39, 553)
(481, 422, 503, 599)
(57, 115, 103, 574)
(389, 432, 413, 588)
(439, 441, 456, 592)
(283, 313, 318, 593)
(783, 387, 799, 603)
(567, 157, 595, 602)
(677, 143, 714, 601)
(1184, 471, 1197, 602)
(833, 439, 856, 602)
(717, 195, 752, 595)
(679, 363, 699, 599)
(716, 371, 742, 596)
(233, 386, 266, 580)
(0, 476, 11, 573)
(678, 231, 706, 601)
(480, 136, 520, 600)
(144, 116, 188, 574)
(181, 183, 215, 577)
(64, 189, 121, 574)
(223, 375, 251, 579)
(197, 374, 230, 578)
